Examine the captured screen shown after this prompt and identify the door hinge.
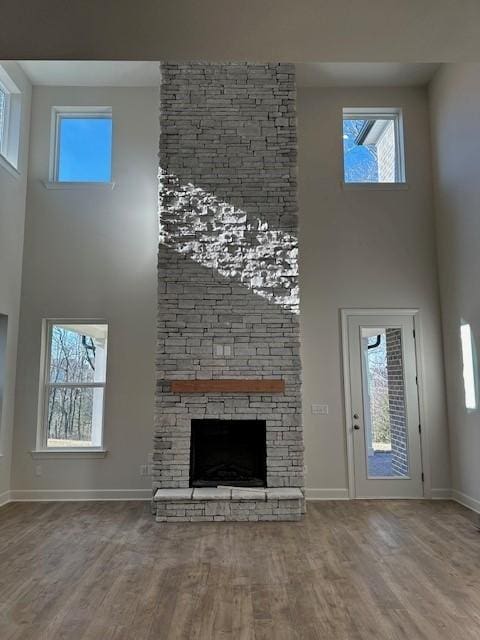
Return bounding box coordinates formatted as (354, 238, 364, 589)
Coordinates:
(421, 472, 425, 482)
(418, 424, 422, 434)
(415, 375, 418, 385)
(413, 329, 416, 339)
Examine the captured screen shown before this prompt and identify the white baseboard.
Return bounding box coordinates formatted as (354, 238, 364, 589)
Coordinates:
(452, 489, 480, 514)
(305, 488, 350, 500)
(305, 488, 455, 501)
(431, 488, 452, 500)
(0, 490, 11, 508)
(9, 489, 151, 502)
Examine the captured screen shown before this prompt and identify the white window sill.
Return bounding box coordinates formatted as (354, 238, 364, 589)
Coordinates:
(42, 181, 115, 190)
(0, 153, 20, 179)
(342, 181, 409, 191)
(30, 449, 108, 460)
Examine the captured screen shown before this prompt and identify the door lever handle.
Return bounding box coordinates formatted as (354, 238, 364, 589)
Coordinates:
(353, 425, 360, 430)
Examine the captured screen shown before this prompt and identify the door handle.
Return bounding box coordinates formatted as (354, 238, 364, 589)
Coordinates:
(353, 425, 360, 430)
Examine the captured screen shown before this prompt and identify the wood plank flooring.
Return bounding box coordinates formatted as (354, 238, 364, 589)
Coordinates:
(0, 500, 479, 639)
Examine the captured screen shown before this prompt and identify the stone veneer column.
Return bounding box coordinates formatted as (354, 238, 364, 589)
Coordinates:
(153, 63, 303, 505)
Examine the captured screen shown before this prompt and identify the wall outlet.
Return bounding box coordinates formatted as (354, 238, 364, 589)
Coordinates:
(147, 452, 154, 463)
(311, 403, 329, 415)
(140, 464, 148, 476)
(35, 464, 42, 477)
(147, 464, 154, 476)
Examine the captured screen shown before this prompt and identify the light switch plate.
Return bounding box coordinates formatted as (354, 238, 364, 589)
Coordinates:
(214, 344, 233, 357)
(311, 403, 329, 415)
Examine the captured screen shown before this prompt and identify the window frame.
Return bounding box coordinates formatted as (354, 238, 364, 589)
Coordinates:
(0, 80, 11, 156)
(460, 322, 478, 412)
(36, 319, 109, 453)
(342, 107, 406, 187)
(0, 64, 22, 174)
(49, 106, 113, 184)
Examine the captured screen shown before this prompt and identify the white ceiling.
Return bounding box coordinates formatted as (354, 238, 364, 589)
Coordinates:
(18, 61, 161, 87)
(17, 61, 439, 88)
(295, 63, 439, 87)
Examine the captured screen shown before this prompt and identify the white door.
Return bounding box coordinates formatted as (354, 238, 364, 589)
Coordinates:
(346, 313, 423, 498)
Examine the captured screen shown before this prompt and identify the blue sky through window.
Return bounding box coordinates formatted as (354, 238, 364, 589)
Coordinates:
(343, 118, 378, 183)
(58, 117, 112, 182)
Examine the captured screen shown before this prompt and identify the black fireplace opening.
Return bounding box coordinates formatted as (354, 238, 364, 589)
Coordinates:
(190, 419, 267, 487)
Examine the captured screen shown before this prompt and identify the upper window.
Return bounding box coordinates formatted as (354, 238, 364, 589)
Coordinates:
(40, 321, 108, 449)
(343, 108, 405, 184)
(0, 84, 8, 149)
(51, 107, 112, 183)
(0, 64, 22, 171)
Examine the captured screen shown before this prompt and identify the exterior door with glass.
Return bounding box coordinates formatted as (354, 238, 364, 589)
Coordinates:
(346, 313, 423, 498)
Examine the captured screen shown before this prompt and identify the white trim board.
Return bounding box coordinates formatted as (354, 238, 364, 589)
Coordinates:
(452, 490, 480, 515)
(305, 488, 350, 500)
(0, 491, 10, 508)
(1, 488, 465, 507)
(431, 488, 452, 500)
(8, 489, 151, 502)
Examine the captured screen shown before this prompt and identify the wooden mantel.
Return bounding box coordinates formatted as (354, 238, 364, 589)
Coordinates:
(170, 379, 285, 394)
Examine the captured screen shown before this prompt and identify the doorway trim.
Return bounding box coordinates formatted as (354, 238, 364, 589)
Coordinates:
(340, 308, 431, 499)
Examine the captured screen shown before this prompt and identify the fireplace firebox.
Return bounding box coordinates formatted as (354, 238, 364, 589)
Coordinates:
(190, 419, 267, 487)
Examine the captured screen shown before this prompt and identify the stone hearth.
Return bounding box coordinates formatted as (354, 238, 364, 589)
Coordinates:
(154, 487, 303, 522)
(153, 62, 303, 522)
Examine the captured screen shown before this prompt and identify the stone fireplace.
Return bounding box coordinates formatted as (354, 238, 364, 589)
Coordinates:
(153, 62, 304, 522)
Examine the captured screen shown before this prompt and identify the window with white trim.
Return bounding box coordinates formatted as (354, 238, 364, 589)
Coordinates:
(50, 106, 113, 183)
(0, 64, 22, 170)
(343, 108, 406, 184)
(40, 322, 108, 449)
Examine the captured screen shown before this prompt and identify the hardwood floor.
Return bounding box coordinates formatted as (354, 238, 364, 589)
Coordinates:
(0, 500, 479, 639)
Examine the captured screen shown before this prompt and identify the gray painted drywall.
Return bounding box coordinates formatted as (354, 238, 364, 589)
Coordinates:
(11, 81, 451, 499)
(298, 86, 451, 497)
(429, 64, 480, 510)
(11, 86, 159, 497)
(0, 62, 31, 504)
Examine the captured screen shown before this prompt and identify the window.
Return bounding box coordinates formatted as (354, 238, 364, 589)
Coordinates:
(50, 107, 112, 182)
(40, 322, 108, 449)
(343, 108, 405, 184)
(460, 323, 477, 411)
(0, 65, 22, 171)
(0, 83, 8, 150)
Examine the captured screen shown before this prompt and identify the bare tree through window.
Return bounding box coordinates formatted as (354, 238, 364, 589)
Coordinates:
(44, 323, 107, 448)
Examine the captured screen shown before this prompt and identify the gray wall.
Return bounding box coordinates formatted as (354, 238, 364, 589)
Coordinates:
(429, 64, 480, 511)
(298, 86, 451, 497)
(11, 86, 159, 498)
(11, 80, 451, 499)
(0, 62, 31, 505)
